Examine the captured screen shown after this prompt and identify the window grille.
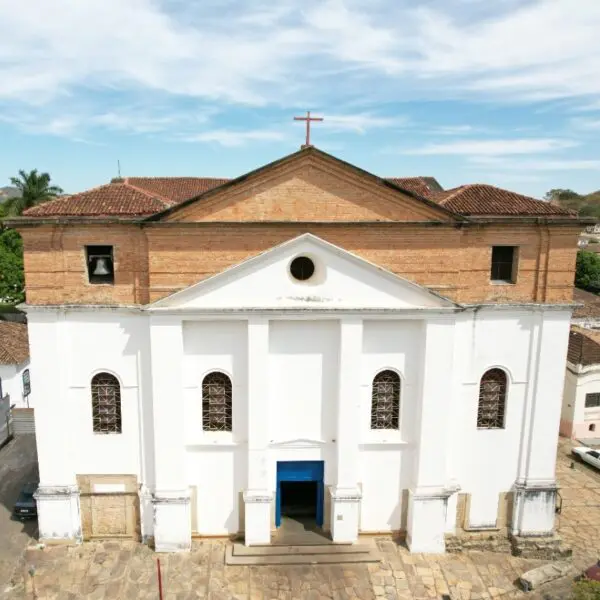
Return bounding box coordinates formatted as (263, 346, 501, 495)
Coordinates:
(371, 370, 400, 430)
(585, 393, 600, 408)
(477, 369, 507, 429)
(91, 373, 122, 434)
(202, 372, 232, 432)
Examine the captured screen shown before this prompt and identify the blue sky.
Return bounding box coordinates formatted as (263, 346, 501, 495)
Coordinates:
(1, 0, 600, 198)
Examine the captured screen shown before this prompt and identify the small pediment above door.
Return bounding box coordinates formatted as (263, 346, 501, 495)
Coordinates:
(269, 438, 328, 449)
(146, 233, 459, 312)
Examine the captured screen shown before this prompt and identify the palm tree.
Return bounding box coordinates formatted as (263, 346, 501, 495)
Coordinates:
(5, 169, 63, 216)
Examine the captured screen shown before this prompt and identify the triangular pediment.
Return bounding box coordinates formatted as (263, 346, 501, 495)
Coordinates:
(152, 148, 460, 224)
(147, 234, 459, 311)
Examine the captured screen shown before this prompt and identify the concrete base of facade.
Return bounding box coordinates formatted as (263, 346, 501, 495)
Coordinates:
(329, 487, 361, 544)
(152, 491, 192, 553)
(35, 485, 82, 545)
(243, 490, 272, 546)
(406, 489, 449, 554)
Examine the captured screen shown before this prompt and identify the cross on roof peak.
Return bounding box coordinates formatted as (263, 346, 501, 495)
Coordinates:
(293, 111, 324, 148)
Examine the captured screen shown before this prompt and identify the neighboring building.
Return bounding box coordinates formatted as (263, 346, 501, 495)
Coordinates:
(561, 327, 600, 439)
(0, 321, 32, 408)
(572, 288, 600, 329)
(7, 146, 585, 554)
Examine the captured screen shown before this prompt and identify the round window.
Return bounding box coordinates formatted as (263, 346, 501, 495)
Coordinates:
(290, 256, 315, 281)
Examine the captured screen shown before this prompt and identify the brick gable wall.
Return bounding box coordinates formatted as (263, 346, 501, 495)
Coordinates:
(19, 223, 580, 306)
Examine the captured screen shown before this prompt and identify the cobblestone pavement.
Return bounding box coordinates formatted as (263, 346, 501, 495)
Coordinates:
(3, 436, 599, 600)
(0, 435, 38, 587)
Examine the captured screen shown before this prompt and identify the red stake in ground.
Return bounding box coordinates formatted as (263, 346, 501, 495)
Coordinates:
(294, 111, 324, 147)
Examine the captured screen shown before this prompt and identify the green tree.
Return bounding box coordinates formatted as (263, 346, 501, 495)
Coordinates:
(576, 250, 600, 291)
(0, 228, 24, 304)
(4, 169, 63, 216)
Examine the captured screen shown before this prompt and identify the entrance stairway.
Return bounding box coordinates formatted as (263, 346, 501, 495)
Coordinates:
(225, 542, 381, 566)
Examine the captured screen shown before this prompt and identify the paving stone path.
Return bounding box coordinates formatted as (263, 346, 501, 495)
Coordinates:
(2, 437, 599, 600)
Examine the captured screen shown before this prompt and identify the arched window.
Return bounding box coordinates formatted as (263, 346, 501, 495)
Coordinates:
(91, 373, 122, 434)
(371, 370, 400, 430)
(477, 369, 507, 429)
(202, 372, 232, 432)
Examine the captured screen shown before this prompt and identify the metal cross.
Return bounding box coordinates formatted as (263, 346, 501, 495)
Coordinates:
(294, 111, 324, 148)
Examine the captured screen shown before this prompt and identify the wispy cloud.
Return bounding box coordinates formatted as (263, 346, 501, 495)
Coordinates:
(181, 129, 288, 147)
(403, 138, 578, 156)
(471, 157, 600, 171)
(570, 117, 600, 131)
(1, 0, 600, 135)
(321, 113, 408, 134)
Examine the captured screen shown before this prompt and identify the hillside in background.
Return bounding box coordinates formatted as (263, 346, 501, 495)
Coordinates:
(0, 186, 21, 201)
(545, 188, 600, 219)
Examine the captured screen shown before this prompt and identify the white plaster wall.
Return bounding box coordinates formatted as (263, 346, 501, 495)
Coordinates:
(450, 310, 568, 528)
(570, 366, 600, 438)
(0, 361, 32, 408)
(182, 321, 248, 444)
(360, 321, 422, 445)
(359, 448, 408, 532)
(561, 370, 577, 424)
(268, 321, 337, 443)
(187, 447, 245, 535)
(65, 313, 148, 476)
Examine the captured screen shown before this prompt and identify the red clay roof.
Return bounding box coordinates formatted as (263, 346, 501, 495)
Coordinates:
(127, 177, 229, 205)
(434, 184, 574, 216)
(386, 177, 443, 198)
(573, 288, 600, 320)
(0, 322, 29, 365)
(23, 182, 171, 217)
(568, 326, 600, 367)
(21, 173, 575, 219)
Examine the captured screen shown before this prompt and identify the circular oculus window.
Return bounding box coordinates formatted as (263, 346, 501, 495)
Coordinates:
(290, 256, 315, 281)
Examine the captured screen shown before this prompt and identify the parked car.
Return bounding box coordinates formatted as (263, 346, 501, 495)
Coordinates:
(572, 447, 600, 471)
(13, 482, 37, 519)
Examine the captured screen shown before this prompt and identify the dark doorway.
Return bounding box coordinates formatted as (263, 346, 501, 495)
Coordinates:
(280, 481, 317, 519)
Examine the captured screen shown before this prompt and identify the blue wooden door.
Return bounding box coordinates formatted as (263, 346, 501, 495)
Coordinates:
(276, 461, 324, 528)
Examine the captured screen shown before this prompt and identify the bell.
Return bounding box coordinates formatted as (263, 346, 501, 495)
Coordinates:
(92, 257, 112, 276)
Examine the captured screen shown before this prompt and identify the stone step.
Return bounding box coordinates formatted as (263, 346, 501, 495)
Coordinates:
(226, 545, 381, 566)
(233, 543, 372, 556)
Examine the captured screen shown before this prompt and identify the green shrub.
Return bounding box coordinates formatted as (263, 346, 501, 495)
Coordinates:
(573, 580, 600, 600)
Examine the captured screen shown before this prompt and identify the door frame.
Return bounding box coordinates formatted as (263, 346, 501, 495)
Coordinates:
(275, 460, 324, 528)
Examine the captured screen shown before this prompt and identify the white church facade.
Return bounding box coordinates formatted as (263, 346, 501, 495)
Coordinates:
(11, 147, 583, 554)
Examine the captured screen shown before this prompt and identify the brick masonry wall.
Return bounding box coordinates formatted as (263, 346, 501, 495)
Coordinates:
(18, 222, 580, 306)
(16, 155, 580, 306)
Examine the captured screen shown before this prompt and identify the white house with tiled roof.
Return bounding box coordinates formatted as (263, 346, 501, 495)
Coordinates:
(0, 321, 32, 409)
(5, 146, 588, 556)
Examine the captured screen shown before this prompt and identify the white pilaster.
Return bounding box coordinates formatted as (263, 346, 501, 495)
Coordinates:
(512, 311, 571, 536)
(330, 318, 362, 544)
(244, 317, 272, 545)
(149, 316, 190, 552)
(407, 316, 456, 553)
(28, 311, 81, 543)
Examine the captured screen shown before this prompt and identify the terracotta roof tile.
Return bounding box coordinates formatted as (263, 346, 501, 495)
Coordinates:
(568, 326, 600, 366)
(127, 177, 229, 205)
(434, 184, 574, 216)
(573, 288, 600, 320)
(0, 322, 29, 365)
(23, 183, 169, 217)
(385, 177, 443, 198)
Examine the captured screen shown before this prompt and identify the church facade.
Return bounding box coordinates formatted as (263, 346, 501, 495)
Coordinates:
(10, 147, 583, 553)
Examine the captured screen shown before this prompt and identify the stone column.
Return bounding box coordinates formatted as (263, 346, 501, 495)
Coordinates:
(407, 316, 456, 553)
(512, 311, 571, 538)
(30, 311, 82, 544)
(149, 315, 191, 552)
(244, 317, 272, 545)
(330, 318, 362, 544)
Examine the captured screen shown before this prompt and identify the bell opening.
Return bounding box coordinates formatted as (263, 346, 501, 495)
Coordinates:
(86, 245, 115, 285)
